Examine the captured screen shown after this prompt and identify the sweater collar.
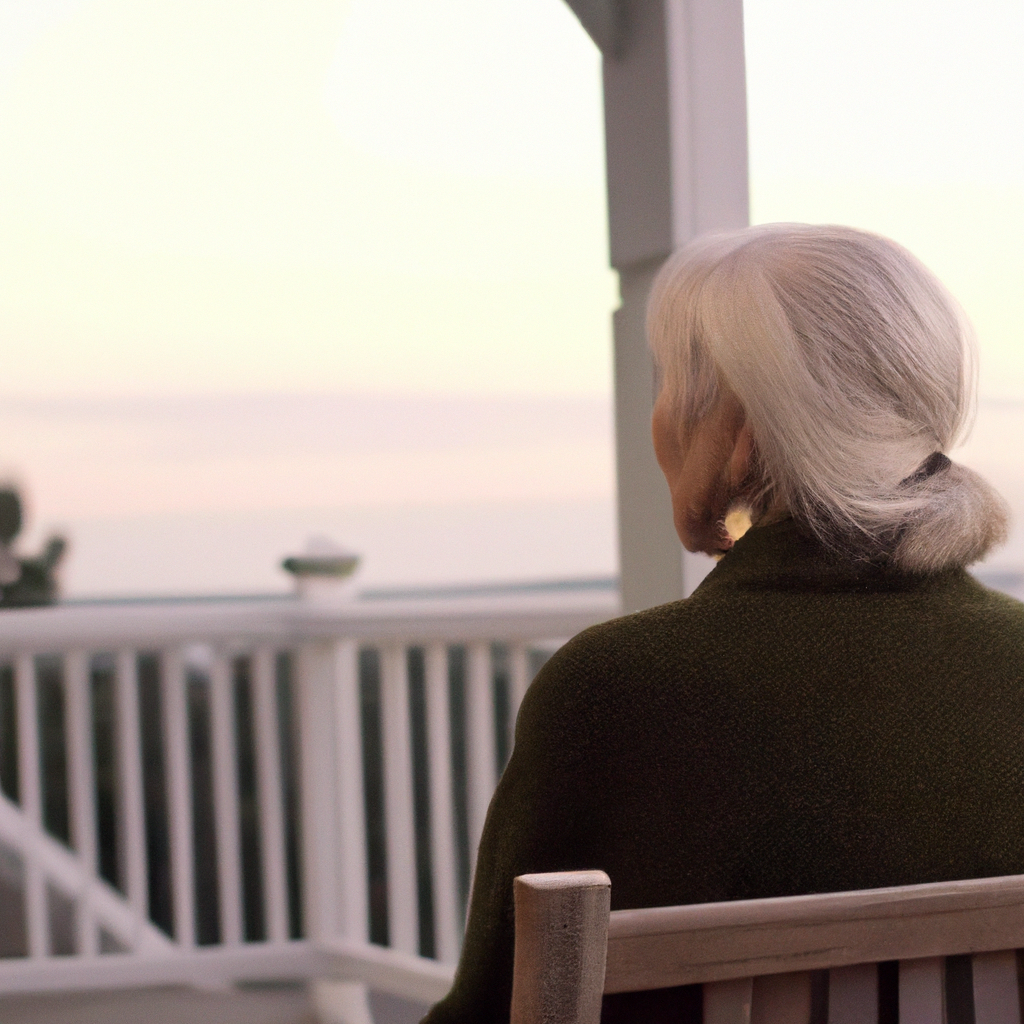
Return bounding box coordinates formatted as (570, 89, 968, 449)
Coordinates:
(694, 517, 960, 595)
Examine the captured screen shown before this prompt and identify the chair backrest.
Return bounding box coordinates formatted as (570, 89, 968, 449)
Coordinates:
(510, 870, 1024, 1024)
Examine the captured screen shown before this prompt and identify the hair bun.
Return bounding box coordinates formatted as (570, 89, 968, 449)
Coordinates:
(895, 461, 1009, 572)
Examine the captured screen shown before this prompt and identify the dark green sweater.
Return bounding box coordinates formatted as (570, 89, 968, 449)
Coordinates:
(424, 519, 1024, 1023)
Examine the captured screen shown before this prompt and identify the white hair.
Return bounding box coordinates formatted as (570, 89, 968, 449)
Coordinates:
(647, 223, 1008, 571)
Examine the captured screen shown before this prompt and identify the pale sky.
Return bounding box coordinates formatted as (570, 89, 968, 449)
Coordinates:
(745, 0, 1024, 400)
(0, 0, 1021, 593)
(0, 0, 614, 399)
(0, 0, 1020, 400)
(0, 0, 1021, 400)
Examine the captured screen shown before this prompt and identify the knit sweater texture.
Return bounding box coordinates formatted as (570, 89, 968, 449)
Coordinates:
(422, 519, 1024, 1023)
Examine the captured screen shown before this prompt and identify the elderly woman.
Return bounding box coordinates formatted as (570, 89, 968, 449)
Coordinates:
(424, 225, 1024, 1024)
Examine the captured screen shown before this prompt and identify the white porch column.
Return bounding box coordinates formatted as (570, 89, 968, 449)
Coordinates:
(566, 0, 749, 611)
(295, 639, 369, 946)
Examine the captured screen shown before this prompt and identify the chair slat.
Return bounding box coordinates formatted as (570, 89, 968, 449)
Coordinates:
(604, 874, 1024, 992)
(899, 957, 945, 1024)
(705, 977, 753, 1024)
(751, 971, 812, 1024)
(973, 950, 1021, 1024)
(828, 963, 877, 1024)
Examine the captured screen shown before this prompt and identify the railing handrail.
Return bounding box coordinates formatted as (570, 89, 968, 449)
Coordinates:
(0, 937, 454, 1003)
(0, 792, 172, 954)
(0, 587, 620, 651)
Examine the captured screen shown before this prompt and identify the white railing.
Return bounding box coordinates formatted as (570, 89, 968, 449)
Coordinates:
(0, 581, 617, 1003)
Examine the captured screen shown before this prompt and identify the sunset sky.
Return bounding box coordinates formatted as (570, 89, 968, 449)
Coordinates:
(0, 0, 1020, 594)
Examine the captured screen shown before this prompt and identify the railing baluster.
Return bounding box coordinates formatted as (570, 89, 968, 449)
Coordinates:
(161, 648, 195, 948)
(333, 640, 368, 943)
(115, 649, 147, 943)
(296, 643, 340, 940)
(381, 645, 418, 955)
(210, 649, 242, 945)
(16, 653, 47, 957)
(509, 643, 530, 734)
(252, 646, 288, 944)
(465, 642, 496, 871)
(64, 649, 98, 955)
(425, 642, 459, 962)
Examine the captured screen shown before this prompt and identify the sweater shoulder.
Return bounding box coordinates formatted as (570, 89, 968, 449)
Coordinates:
(536, 597, 702, 681)
(956, 575, 1024, 649)
(516, 598, 710, 728)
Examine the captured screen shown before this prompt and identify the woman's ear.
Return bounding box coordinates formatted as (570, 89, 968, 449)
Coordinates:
(727, 422, 755, 491)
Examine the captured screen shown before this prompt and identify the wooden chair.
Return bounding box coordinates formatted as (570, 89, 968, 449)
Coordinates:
(510, 870, 1024, 1024)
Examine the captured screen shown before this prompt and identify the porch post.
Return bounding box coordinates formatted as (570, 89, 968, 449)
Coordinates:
(565, 0, 750, 611)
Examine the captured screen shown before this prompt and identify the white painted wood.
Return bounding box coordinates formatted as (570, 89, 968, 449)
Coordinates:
(15, 652, 47, 958)
(601, 0, 748, 612)
(828, 962, 877, 1024)
(332, 640, 368, 944)
(0, 589, 615, 655)
(509, 643, 529, 730)
(15, 654, 41, 825)
(0, 934, 455, 1004)
(380, 645, 418, 955)
(562, 0, 623, 56)
(317, 635, 374, 1021)
(605, 874, 1024, 992)
(114, 649, 147, 933)
(465, 642, 496, 870)
(251, 646, 288, 943)
(0, 598, 615, 992)
(0, 985, 316, 1024)
(295, 642, 340, 941)
(160, 648, 195, 948)
(899, 957, 945, 1024)
(751, 972, 812, 1024)
(667, 0, 750, 244)
(209, 650, 242, 945)
(0, 794, 174, 957)
(63, 649, 98, 955)
(609, 258, 682, 614)
(424, 642, 459, 963)
(602, 0, 749, 265)
(704, 977, 753, 1024)
(312, 979, 375, 1024)
(973, 949, 1021, 1024)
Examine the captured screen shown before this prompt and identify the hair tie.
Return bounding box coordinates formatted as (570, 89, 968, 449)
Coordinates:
(901, 451, 951, 486)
